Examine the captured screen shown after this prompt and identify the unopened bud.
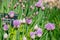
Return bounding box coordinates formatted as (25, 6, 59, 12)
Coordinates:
(19, 0, 22, 3)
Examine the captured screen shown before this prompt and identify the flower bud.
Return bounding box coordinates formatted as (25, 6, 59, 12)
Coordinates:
(4, 33, 8, 39)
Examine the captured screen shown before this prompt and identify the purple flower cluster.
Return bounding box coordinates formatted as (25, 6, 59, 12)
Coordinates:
(35, 0, 45, 10)
(1, 0, 56, 39)
(30, 25, 43, 39)
(2, 23, 8, 39)
(26, 18, 32, 24)
(13, 20, 20, 28)
(13, 18, 32, 28)
(30, 23, 55, 39)
(8, 11, 15, 18)
(45, 23, 55, 30)
(3, 24, 8, 31)
(35, 0, 43, 7)
(30, 32, 35, 39)
(35, 28, 43, 37)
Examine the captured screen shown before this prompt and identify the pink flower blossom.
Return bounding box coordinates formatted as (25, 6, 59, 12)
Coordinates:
(30, 32, 35, 39)
(35, 0, 43, 7)
(8, 11, 15, 18)
(45, 23, 55, 30)
(35, 28, 43, 37)
(3, 24, 8, 31)
(26, 18, 32, 24)
(13, 20, 20, 28)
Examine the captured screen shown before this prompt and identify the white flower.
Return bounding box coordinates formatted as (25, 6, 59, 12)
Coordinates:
(36, 11, 39, 15)
(23, 36, 27, 40)
(4, 33, 8, 39)
(34, 24, 39, 30)
(22, 18, 26, 23)
(20, 18, 26, 23)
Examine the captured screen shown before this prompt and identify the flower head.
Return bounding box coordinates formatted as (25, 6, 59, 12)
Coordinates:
(30, 32, 35, 39)
(8, 11, 15, 18)
(30, 5, 34, 10)
(2, 17, 5, 21)
(4, 33, 8, 39)
(34, 24, 39, 30)
(23, 36, 27, 40)
(26, 18, 32, 24)
(35, 28, 43, 37)
(41, 6, 45, 10)
(3, 24, 8, 31)
(45, 23, 55, 30)
(13, 20, 20, 28)
(19, 18, 26, 24)
(22, 18, 26, 23)
(5, 15, 8, 18)
(35, 0, 43, 7)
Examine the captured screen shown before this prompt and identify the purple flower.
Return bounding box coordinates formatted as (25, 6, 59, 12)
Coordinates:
(45, 23, 55, 30)
(35, 28, 43, 37)
(13, 20, 20, 28)
(35, 0, 43, 7)
(8, 11, 15, 18)
(26, 18, 32, 24)
(3, 24, 8, 31)
(30, 32, 35, 39)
